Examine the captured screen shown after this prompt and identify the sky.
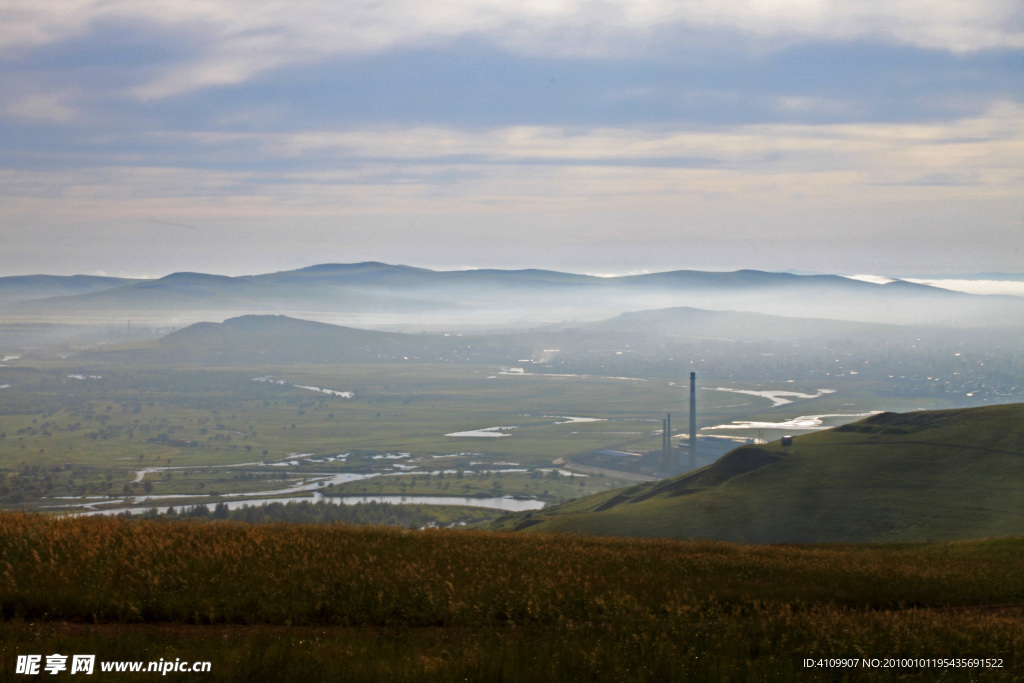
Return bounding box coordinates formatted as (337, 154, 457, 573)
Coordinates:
(1, 0, 1022, 278)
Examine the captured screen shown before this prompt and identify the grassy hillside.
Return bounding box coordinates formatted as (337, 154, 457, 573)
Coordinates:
(1, 513, 1022, 681)
(492, 404, 1024, 543)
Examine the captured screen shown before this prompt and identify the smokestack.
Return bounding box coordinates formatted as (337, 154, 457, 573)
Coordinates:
(663, 413, 671, 456)
(688, 372, 697, 469)
(666, 412, 672, 457)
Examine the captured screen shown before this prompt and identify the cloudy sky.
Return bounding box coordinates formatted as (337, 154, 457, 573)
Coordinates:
(1, 0, 1022, 277)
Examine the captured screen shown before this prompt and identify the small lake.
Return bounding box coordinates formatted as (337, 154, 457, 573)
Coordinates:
(550, 416, 604, 424)
(445, 426, 516, 438)
(704, 411, 881, 431)
(253, 376, 353, 398)
(77, 492, 545, 516)
(708, 387, 835, 407)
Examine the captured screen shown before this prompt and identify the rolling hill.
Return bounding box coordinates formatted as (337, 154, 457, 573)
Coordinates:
(0, 274, 138, 303)
(491, 403, 1024, 543)
(77, 311, 1022, 409)
(5, 262, 1023, 328)
(84, 314, 527, 364)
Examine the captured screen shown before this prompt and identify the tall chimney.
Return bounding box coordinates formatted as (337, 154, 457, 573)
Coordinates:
(688, 372, 697, 468)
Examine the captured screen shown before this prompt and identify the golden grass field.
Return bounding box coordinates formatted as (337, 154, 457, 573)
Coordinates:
(1, 512, 1021, 681)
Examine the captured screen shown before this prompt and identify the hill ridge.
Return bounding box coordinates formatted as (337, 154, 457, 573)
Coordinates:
(493, 403, 1024, 543)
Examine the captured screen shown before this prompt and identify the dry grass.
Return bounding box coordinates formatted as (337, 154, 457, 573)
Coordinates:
(1, 513, 1021, 680)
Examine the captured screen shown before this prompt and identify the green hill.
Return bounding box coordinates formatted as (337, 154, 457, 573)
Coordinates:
(492, 403, 1024, 543)
(83, 313, 543, 365)
(85, 314, 472, 364)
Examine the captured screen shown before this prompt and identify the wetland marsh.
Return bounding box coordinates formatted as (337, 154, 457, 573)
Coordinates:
(0, 355, 977, 520)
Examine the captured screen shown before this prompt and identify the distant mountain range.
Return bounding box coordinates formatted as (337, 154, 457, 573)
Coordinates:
(0, 274, 139, 304)
(3, 262, 1023, 328)
(490, 403, 1024, 543)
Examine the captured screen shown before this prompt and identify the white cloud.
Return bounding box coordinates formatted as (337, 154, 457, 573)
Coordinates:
(0, 0, 94, 53)
(2, 0, 1021, 98)
(200, 101, 1022, 195)
(5, 94, 76, 123)
(5, 101, 1019, 223)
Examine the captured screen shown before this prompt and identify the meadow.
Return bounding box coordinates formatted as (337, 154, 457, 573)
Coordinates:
(5, 356, 1019, 680)
(0, 512, 1021, 681)
(2, 360, 892, 511)
(494, 403, 1024, 544)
